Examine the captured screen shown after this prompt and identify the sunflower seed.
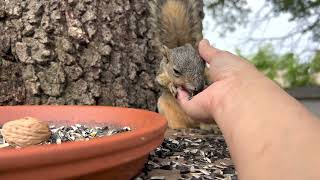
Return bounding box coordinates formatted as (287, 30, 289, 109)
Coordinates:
(150, 176, 165, 180)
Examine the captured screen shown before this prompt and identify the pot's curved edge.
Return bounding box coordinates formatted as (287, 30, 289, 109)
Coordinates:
(0, 129, 166, 180)
(0, 106, 168, 171)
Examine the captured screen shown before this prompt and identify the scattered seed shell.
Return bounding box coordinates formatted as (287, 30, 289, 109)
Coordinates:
(136, 128, 237, 179)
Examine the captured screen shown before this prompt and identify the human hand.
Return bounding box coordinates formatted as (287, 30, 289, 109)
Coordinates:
(177, 39, 261, 123)
(178, 39, 320, 180)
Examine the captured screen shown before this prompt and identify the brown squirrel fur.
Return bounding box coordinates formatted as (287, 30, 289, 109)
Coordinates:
(149, 0, 204, 49)
(149, 0, 216, 130)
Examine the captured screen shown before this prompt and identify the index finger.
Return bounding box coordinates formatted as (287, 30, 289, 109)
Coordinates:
(198, 39, 220, 64)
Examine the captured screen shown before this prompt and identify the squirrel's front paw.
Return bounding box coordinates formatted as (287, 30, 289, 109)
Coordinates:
(156, 73, 169, 87)
(168, 83, 178, 97)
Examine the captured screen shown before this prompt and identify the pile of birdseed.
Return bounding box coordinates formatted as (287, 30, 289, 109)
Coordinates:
(45, 124, 131, 144)
(135, 129, 237, 180)
(0, 124, 131, 148)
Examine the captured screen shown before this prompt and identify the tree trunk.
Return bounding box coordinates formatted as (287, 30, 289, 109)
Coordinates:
(0, 0, 160, 111)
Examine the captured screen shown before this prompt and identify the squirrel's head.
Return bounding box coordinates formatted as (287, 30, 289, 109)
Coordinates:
(161, 44, 206, 96)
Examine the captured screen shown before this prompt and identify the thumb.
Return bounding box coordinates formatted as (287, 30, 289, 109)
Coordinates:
(198, 39, 220, 64)
(177, 88, 213, 123)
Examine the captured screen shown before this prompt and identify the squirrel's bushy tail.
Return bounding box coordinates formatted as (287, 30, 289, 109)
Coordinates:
(149, 0, 204, 49)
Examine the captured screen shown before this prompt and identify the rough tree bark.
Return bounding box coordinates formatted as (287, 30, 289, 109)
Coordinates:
(0, 0, 160, 111)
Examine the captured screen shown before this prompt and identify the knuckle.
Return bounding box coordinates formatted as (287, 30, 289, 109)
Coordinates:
(218, 50, 232, 57)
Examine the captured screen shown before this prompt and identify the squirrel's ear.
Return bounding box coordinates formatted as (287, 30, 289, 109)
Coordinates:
(160, 45, 170, 63)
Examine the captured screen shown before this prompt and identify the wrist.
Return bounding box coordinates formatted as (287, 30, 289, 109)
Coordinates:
(211, 69, 320, 179)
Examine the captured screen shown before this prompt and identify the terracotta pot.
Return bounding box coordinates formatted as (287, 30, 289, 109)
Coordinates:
(0, 106, 167, 180)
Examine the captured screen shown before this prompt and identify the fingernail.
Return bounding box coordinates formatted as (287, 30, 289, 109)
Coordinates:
(201, 39, 210, 46)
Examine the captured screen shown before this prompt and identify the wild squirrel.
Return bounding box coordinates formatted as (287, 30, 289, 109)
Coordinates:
(149, 0, 216, 130)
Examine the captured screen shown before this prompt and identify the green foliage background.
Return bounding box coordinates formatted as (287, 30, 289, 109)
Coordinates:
(238, 46, 320, 89)
(204, 0, 320, 89)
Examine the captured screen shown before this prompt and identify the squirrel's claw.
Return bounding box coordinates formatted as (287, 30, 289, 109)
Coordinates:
(168, 83, 178, 98)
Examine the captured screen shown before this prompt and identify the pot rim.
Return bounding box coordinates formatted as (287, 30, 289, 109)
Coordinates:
(0, 105, 167, 170)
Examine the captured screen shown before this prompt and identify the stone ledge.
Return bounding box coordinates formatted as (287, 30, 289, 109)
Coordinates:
(287, 86, 320, 99)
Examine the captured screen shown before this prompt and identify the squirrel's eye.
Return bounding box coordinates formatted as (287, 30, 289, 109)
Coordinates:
(173, 68, 181, 76)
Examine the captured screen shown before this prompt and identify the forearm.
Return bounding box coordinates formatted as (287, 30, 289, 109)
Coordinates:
(212, 71, 320, 179)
